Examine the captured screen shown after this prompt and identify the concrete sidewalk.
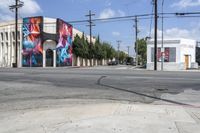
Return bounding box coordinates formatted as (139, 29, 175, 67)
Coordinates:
(0, 100, 200, 133)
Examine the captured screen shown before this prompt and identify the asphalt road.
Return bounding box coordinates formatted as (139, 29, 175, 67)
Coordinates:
(0, 66, 200, 111)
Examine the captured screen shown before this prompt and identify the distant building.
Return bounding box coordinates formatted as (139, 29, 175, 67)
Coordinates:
(0, 16, 95, 68)
(147, 38, 198, 70)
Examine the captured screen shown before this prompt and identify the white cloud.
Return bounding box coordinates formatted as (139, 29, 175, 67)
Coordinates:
(164, 28, 190, 38)
(105, 0, 112, 6)
(171, 0, 200, 9)
(0, 13, 14, 21)
(0, 0, 42, 22)
(112, 31, 120, 36)
(149, 26, 200, 40)
(99, 8, 125, 19)
(20, 0, 42, 15)
(0, 0, 13, 14)
(117, 10, 125, 17)
(99, 8, 115, 19)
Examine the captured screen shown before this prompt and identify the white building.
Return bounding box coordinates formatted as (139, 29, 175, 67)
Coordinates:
(0, 17, 96, 68)
(147, 38, 198, 71)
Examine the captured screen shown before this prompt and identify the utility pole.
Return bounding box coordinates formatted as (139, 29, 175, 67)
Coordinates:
(154, 0, 158, 70)
(134, 16, 139, 66)
(127, 46, 130, 57)
(117, 40, 121, 65)
(161, 0, 165, 71)
(86, 10, 95, 45)
(9, 0, 24, 68)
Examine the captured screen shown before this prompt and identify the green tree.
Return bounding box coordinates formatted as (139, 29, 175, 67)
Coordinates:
(101, 42, 111, 59)
(94, 39, 103, 60)
(93, 35, 107, 60)
(109, 47, 117, 60)
(105, 43, 117, 60)
(137, 38, 147, 65)
(81, 33, 89, 59)
(119, 51, 128, 64)
(73, 34, 117, 61)
(88, 41, 95, 59)
(73, 34, 83, 57)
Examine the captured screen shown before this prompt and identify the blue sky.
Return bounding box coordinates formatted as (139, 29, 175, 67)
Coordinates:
(1, 0, 200, 56)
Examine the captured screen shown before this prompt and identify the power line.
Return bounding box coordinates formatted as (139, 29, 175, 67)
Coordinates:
(67, 13, 154, 24)
(71, 15, 200, 25)
(1, 14, 199, 29)
(2, 14, 199, 28)
(4, 12, 198, 26)
(175, 12, 200, 15)
(66, 11, 200, 24)
(1, 11, 198, 26)
(94, 13, 153, 22)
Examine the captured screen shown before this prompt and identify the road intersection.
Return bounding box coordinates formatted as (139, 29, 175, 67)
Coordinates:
(0, 66, 200, 132)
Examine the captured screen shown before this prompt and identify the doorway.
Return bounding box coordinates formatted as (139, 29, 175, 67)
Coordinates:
(185, 55, 191, 70)
(46, 49, 53, 67)
(43, 40, 57, 67)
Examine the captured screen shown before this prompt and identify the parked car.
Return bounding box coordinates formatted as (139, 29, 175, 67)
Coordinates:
(108, 61, 118, 65)
(125, 57, 135, 66)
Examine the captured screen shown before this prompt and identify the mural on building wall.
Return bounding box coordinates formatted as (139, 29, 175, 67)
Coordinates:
(22, 16, 43, 67)
(56, 19, 73, 66)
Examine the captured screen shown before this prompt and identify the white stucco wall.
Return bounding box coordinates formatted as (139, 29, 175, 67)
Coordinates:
(43, 18, 56, 34)
(180, 39, 196, 63)
(147, 39, 180, 63)
(147, 38, 197, 70)
(0, 20, 22, 67)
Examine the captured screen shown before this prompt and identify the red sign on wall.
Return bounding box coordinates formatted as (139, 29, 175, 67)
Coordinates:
(164, 48, 169, 62)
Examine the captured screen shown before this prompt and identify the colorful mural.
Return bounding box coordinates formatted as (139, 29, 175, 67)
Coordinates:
(22, 17, 43, 67)
(56, 19, 73, 66)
